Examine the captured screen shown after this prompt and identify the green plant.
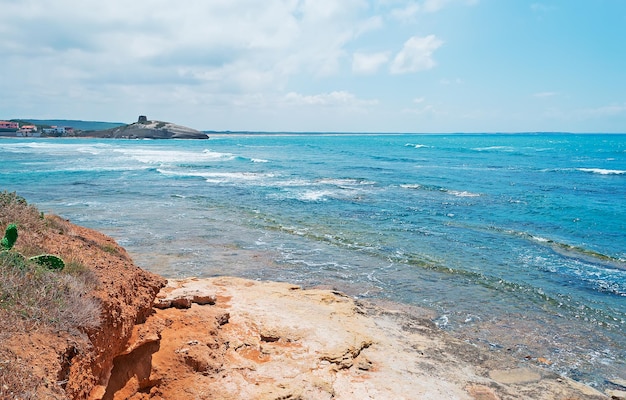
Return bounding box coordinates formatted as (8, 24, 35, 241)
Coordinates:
(1, 224, 65, 271)
(1, 224, 17, 250)
(28, 254, 65, 270)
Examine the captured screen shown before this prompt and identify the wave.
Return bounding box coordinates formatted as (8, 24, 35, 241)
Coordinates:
(471, 146, 514, 152)
(270, 186, 366, 202)
(0, 141, 113, 155)
(271, 178, 315, 187)
(577, 168, 625, 175)
(316, 178, 376, 187)
(494, 229, 626, 271)
(447, 190, 481, 198)
(400, 183, 480, 197)
(233, 155, 270, 163)
(400, 184, 422, 190)
(113, 148, 235, 164)
(296, 190, 338, 202)
(157, 169, 275, 184)
(405, 143, 430, 149)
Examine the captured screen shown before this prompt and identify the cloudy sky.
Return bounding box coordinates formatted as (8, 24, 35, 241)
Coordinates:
(2, 0, 625, 132)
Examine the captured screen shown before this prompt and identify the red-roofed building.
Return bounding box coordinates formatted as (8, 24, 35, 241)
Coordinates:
(0, 121, 19, 133)
(18, 125, 40, 137)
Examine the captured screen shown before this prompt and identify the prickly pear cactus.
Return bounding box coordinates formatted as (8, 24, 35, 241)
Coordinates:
(29, 254, 65, 271)
(1, 224, 65, 271)
(1, 223, 18, 250)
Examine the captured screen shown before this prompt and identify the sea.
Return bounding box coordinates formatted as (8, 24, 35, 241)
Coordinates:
(1, 133, 624, 389)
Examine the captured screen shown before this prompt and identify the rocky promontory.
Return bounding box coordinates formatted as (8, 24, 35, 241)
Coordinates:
(83, 116, 209, 139)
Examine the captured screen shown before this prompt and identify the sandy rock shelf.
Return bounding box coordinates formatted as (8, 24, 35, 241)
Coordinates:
(106, 277, 608, 400)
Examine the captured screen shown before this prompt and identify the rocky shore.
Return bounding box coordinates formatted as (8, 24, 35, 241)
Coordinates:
(0, 217, 619, 399)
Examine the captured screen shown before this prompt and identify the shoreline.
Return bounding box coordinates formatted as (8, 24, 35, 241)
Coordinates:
(0, 214, 621, 399)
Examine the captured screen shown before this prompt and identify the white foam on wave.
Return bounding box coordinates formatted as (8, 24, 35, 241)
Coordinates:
(157, 169, 274, 183)
(273, 178, 315, 187)
(531, 235, 550, 243)
(405, 143, 429, 149)
(298, 190, 335, 201)
(269, 185, 361, 202)
(401, 184, 422, 189)
(317, 178, 376, 186)
(472, 146, 513, 152)
(578, 168, 625, 175)
(0, 141, 112, 155)
(251, 158, 269, 163)
(448, 190, 481, 198)
(202, 172, 275, 183)
(115, 148, 235, 164)
(57, 165, 150, 173)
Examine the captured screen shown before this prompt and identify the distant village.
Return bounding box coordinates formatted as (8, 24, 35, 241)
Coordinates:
(0, 120, 75, 137)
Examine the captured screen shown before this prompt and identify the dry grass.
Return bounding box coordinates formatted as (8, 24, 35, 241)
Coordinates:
(0, 191, 101, 332)
(0, 255, 101, 331)
(0, 191, 102, 398)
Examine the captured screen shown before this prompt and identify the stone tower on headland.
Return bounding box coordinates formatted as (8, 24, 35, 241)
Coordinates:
(138, 115, 148, 124)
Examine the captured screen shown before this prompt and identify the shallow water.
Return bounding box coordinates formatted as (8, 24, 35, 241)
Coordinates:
(1, 133, 624, 389)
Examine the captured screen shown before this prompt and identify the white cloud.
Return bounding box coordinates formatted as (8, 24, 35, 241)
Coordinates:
(0, 0, 378, 93)
(0, 0, 403, 129)
(413, 97, 426, 103)
(440, 78, 463, 85)
(390, 35, 443, 74)
(352, 52, 390, 74)
(390, 2, 422, 21)
(422, 0, 450, 13)
(389, 0, 476, 21)
(284, 91, 378, 107)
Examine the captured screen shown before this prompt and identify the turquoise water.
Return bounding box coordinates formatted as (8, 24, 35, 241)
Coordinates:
(1, 133, 624, 388)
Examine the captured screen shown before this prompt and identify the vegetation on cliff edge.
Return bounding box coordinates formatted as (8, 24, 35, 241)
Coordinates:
(0, 191, 101, 398)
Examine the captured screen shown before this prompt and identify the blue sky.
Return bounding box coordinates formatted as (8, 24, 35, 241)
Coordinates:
(1, 0, 625, 132)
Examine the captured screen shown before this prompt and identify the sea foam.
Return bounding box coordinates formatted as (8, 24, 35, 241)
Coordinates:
(578, 168, 625, 175)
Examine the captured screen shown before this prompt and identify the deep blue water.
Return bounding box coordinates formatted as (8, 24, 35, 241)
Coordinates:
(1, 133, 624, 388)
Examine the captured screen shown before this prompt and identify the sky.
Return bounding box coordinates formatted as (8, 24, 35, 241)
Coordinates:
(1, 0, 626, 133)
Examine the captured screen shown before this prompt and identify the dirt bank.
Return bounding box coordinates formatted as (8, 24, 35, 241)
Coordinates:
(0, 216, 165, 399)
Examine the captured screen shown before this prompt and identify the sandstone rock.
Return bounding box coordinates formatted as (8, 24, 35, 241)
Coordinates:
(466, 384, 501, 400)
(489, 368, 541, 384)
(607, 389, 626, 400)
(112, 277, 608, 400)
(171, 297, 193, 309)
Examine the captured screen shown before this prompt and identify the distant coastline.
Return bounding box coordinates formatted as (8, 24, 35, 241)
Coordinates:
(2, 118, 625, 136)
